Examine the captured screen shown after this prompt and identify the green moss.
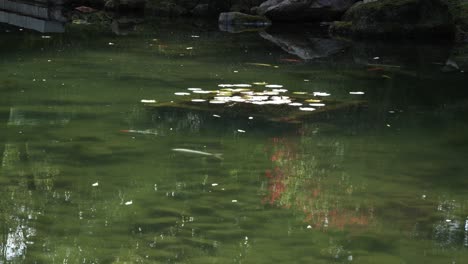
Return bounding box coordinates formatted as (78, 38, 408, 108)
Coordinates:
(332, 21, 352, 29)
(329, 21, 353, 36)
(339, 0, 454, 38)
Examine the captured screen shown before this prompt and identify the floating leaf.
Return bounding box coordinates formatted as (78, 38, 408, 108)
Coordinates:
(299, 107, 316, 111)
(232, 84, 252, 88)
(313, 92, 330, 97)
(305, 99, 321, 103)
(288, 103, 303, 106)
(141, 99, 156, 103)
(175, 92, 190, 96)
(265, 84, 283, 88)
(209, 100, 226, 104)
(193, 90, 211, 94)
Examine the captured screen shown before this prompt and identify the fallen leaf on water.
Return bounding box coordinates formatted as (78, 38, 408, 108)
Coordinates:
(174, 92, 190, 96)
(313, 92, 330, 97)
(141, 99, 156, 103)
(305, 99, 321, 103)
(299, 107, 316, 111)
(209, 100, 225, 104)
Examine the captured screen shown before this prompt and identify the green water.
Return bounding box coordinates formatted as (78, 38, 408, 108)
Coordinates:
(1, 18, 468, 263)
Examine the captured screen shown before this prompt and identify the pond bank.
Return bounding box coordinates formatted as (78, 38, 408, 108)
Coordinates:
(61, 0, 468, 42)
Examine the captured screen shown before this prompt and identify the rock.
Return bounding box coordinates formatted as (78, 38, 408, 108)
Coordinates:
(257, 0, 359, 22)
(259, 29, 348, 60)
(219, 11, 271, 26)
(104, 0, 145, 10)
(330, 0, 454, 39)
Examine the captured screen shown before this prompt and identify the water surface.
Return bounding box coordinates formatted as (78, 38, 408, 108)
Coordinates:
(1, 16, 468, 263)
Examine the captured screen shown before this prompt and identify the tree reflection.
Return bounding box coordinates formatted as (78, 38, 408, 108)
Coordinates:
(262, 127, 374, 231)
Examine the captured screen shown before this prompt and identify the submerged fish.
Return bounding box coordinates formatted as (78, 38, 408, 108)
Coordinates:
(120, 129, 158, 135)
(245, 63, 274, 67)
(172, 148, 223, 160)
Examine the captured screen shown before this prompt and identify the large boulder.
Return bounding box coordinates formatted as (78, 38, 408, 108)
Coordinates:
(257, 0, 359, 22)
(330, 0, 454, 39)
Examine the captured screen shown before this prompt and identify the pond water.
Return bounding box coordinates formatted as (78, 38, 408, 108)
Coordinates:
(1, 15, 468, 263)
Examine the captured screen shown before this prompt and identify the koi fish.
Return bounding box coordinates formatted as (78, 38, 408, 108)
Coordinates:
(172, 148, 223, 160)
(120, 130, 158, 135)
(245, 63, 274, 67)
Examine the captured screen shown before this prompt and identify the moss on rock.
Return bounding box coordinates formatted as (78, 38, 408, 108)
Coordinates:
(330, 0, 455, 39)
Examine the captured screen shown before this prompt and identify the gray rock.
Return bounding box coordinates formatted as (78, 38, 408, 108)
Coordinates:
(257, 0, 358, 21)
(259, 30, 348, 60)
(219, 12, 271, 33)
(219, 11, 271, 26)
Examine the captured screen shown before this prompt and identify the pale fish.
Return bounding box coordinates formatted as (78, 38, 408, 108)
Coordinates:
(245, 63, 273, 67)
(172, 148, 223, 160)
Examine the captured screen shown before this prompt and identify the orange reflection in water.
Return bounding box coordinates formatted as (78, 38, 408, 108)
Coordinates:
(263, 136, 373, 230)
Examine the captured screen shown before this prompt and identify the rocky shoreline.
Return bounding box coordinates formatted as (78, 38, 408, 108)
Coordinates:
(61, 0, 468, 42)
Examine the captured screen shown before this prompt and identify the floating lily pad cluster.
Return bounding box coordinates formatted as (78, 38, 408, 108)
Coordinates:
(172, 83, 339, 112)
(141, 83, 365, 123)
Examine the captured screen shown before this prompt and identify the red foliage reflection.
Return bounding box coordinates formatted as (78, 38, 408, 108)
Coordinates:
(263, 136, 373, 230)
